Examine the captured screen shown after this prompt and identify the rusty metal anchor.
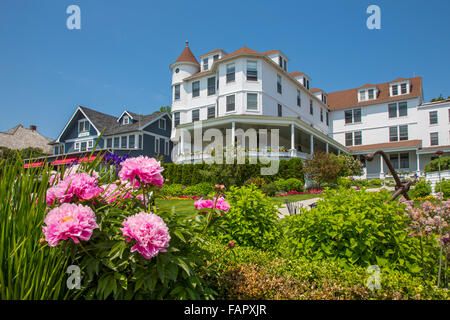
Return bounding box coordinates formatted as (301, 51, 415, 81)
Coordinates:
(365, 150, 412, 202)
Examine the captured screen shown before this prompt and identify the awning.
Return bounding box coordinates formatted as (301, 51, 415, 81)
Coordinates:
(79, 155, 97, 163)
(51, 157, 79, 166)
(24, 162, 45, 168)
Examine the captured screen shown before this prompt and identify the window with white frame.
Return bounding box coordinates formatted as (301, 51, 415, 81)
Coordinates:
(88, 140, 94, 150)
(310, 100, 313, 115)
(121, 136, 128, 149)
(207, 106, 215, 119)
(123, 116, 130, 125)
(192, 81, 200, 97)
(207, 77, 216, 95)
(429, 111, 438, 125)
(430, 132, 439, 146)
(174, 112, 180, 127)
(344, 108, 361, 124)
(320, 109, 324, 122)
(388, 101, 407, 118)
(345, 131, 362, 146)
(74, 142, 80, 151)
(247, 61, 257, 81)
(226, 95, 235, 112)
(159, 118, 167, 130)
(358, 88, 376, 102)
(165, 140, 169, 155)
(203, 58, 208, 71)
(80, 141, 87, 152)
(389, 125, 408, 142)
(247, 93, 258, 110)
(155, 137, 160, 154)
(297, 90, 301, 107)
(390, 153, 410, 169)
(129, 135, 135, 149)
(192, 109, 200, 122)
(78, 119, 90, 133)
(226, 63, 235, 83)
(390, 82, 409, 97)
(277, 75, 282, 94)
(174, 84, 180, 100)
(106, 138, 112, 148)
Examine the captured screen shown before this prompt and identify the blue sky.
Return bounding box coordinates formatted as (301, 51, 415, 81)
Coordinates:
(1, 0, 449, 139)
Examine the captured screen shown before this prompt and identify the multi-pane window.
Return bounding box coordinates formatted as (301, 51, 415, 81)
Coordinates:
(213, 54, 219, 62)
(320, 109, 324, 122)
(174, 84, 180, 100)
(226, 95, 235, 112)
(310, 100, 313, 115)
(390, 153, 409, 169)
(392, 85, 398, 96)
(399, 125, 408, 141)
(192, 81, 200, 97)
(389, 125, 408, 142)
(226, 63, 235, 82)
(368, 89, 375, 100)
(207, 77, 216, 95)
(159, 118, 166, 130)
(297, 90, 301, 107)
(192, 109, 200, 122)
(277, 75, 282, 94)
(430, 132, 439, 146)
(165, 140, 169, 155)
(388, 102, 407, 118)
(429, 111, 438, 125)
(359, 91, 366, 101)
(155, 137, 160, 154)
(114, 137, 120, 148)
(345, 131, 362, 146)
(106, 138, 112, 148)
(80, 141, 87, 152)
(400, 153, 409, 168)
(174, 112, 180, 127)
(246, 61, 257, 81)
(129, 135, 135, 149)
(88, 140, 93, 149)
(78, 120, 90, 133)
(203, 58, 208, 71)
(247, 93, 258, 110)
(401, 83, 408, 94)
(390, 154, 399, 169)
(207, 106, 215, 119)
(277, 104, 282, 117)
(344, 108, 361, 124)
(123, 116, 130, 125)
(121, 136, 128, 148)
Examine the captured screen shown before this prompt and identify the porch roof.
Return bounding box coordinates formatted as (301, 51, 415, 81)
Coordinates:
(348, 139, 422, 153)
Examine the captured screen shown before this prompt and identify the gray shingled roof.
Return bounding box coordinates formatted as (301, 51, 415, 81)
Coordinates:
(80, 106, 165, 136)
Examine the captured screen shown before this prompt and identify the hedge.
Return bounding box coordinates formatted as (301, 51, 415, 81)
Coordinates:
(163, 158, 304, 187)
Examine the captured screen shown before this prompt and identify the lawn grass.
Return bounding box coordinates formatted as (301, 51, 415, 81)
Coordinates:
(156, 193, 321, 214)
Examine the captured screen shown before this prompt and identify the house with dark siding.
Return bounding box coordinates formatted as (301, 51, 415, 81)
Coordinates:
(48, 106, 173, 163)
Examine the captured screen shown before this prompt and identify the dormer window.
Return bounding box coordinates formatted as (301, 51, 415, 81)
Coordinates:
(390, 82, 409, 97)
(213, 54, 219, 62)
(322, 95, 327, 104)
(358, 88, 377, 102)
(123, 116, 130, 125)
(203, 58, 208, 71)
(78, 119, 90, 133)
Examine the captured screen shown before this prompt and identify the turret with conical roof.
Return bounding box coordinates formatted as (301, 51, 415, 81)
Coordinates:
(170, 41, 200, 86)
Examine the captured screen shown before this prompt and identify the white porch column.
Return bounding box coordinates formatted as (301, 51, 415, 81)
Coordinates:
(231, 121, 236, 148)
(416, 152, 421, 176)
(338, 149, 341, 155)
(380, 153, 384, 179)
(310, 135, 314, 156)
(326, 143, 329, 154)
(180, 130, 184, 156)
(290, 124, 295, 156)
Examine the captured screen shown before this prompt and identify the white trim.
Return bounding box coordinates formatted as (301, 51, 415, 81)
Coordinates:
(155, 137, 160, 154)
(56, 107, 101, 143)
(117, 111, 134, 123)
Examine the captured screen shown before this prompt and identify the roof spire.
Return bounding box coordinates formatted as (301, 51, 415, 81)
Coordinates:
(185, 40, 189, 47)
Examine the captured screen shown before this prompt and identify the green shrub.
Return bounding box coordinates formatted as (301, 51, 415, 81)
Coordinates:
(162, 183, 184, 196)
(260, 182, 279, 197)
(275, 178, 304, 192)
(214, 185, 280, 250)
(424, 156, 450, 173)
(368, 179, 382, 187)
(183, 182, 215, 197)
(435, 179, 450, 198)
(337, 177, 352, 188)
(205, 242, 449, 300)
(278, 188, 436, 275)
(411, 180, 432, 198)
(244, 177, 265, 188)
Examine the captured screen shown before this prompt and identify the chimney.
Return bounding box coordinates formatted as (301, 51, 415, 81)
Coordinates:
(30, 125, 37, 131)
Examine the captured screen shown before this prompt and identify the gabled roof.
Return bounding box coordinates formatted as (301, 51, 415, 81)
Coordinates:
(172, 41, 199, 66)
(57, 106, 170, 142)
(327, 76, 422, 110)
(224, 46, 262, 58)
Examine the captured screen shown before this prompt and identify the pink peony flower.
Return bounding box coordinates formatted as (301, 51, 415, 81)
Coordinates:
(194, 196, 230, 213)
(118, 156, 164, 188)
(121, 212, 170, 259)
(46, 173, 103, 205)
(42, 203, 99, 246)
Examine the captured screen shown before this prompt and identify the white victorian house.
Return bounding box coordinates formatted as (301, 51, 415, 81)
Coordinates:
(169, 42, 347, 163)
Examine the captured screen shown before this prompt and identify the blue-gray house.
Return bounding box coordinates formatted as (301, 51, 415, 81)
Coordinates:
(49, 106, 173, 163)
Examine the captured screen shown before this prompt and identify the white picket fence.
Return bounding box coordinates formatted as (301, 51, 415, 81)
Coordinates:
(425, 169, 450, 192)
